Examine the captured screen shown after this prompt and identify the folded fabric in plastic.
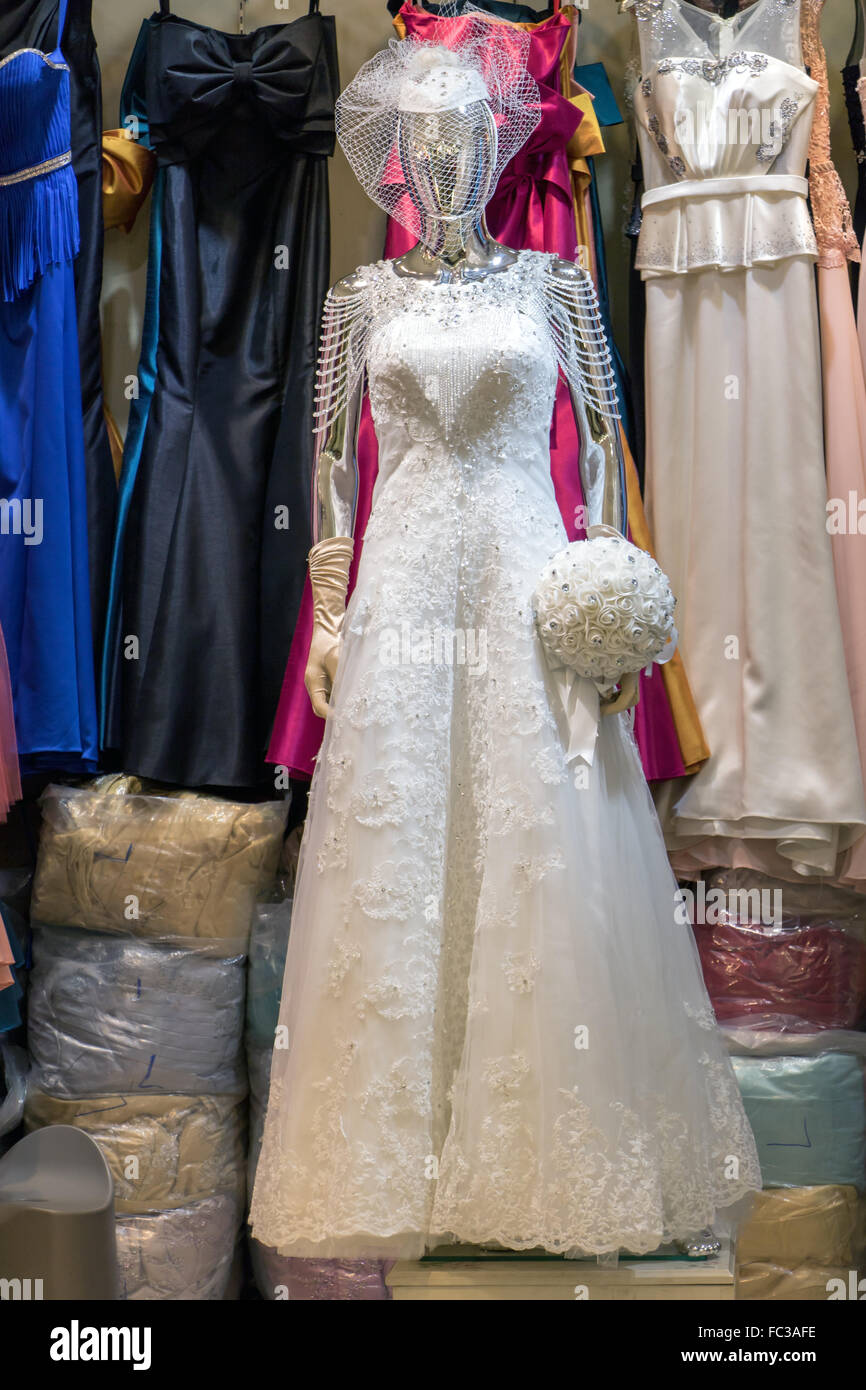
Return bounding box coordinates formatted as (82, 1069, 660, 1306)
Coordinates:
(736, 1261, 852, 1300)
(703, 868, 866, 922)
(246, 1043, 272, 1193)
(31, 779, 288, 952)
(0, 1042, 27, 1146)
(246, 899, 292, 1047)
(736, 1185, 862, 1265)
(249, 1241, 391, 1301)
(25, 1091, 246, 1213)
(731, 1052, 866, 1190)
(117, 1195, 242, 1300)
(694, 917, 866, 1031)
(28, 927, 247, 1097)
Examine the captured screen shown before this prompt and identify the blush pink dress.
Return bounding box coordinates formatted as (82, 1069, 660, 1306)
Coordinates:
(801, 0, 866, 891)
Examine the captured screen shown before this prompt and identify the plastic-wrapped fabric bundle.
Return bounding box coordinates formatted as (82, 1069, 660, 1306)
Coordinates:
(31, 778, 288, 953)
(246, 897, 292, 1190)
(696, 917, 866, 1031)
(117, 1196, 242, 1300)
(247, 1043, 272, 1193)
(27, 926, 246, 1098)
(24, 1091, 246, 1213)
(737, 1185, 863, 1265)
(692, 870, 866, 1031)
(736, 1262, 854, 1300)
(0, 1042, 27, 1151)
(727, 1033, 866, 1190)
(246, 899, 292, 1048)
(249, 1242, 391, 1301)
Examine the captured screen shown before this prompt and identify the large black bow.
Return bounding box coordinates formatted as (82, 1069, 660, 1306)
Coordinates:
(146, 18, 337, 163)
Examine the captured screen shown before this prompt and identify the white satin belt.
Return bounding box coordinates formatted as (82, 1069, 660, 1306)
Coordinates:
(641, 173, 809, 209)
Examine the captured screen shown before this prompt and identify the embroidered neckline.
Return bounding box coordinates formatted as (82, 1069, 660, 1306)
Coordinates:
(652, 51, 770, 85)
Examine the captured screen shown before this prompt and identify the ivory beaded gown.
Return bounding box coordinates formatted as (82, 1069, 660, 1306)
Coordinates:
(632, 0, 866, 878)
(249, 250, 760, 1259)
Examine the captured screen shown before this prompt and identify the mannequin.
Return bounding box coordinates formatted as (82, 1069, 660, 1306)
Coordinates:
(248, 27, 759, 1262)
(298, 47, 727, 1259)
(305, 92, 638, 718)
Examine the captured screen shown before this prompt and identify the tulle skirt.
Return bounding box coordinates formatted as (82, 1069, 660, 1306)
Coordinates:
(250, 445, 761, 1259)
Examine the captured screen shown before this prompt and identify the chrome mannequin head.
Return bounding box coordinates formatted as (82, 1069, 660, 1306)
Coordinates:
(396, 100, 498, 239)
(395, 51, 499, 256)
(335, 27, 540, 254)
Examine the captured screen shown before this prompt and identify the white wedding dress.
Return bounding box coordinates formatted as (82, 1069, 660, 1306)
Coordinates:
(631, 0, 866, 877)
(250, 249, 760, 1259)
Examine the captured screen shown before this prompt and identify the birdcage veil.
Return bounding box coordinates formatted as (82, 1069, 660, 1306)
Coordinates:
(335, 8, 541, 248)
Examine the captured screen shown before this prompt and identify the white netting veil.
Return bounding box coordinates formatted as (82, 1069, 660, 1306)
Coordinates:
(335, 12, 541, 247)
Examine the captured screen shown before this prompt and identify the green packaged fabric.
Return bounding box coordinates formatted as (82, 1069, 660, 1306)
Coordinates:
(732, 1052, 866, 1191)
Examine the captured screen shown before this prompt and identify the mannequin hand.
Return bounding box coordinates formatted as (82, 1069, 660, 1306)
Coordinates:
(304, 536, 354, 720)
(305, 624, 343, 719)
(600, 671, 640, 717)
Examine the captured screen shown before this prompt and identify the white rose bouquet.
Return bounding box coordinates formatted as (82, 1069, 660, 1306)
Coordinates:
(534, 531, 677, 696)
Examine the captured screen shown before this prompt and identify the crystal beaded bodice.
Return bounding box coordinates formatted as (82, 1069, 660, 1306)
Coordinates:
(365, 252, 560, 497)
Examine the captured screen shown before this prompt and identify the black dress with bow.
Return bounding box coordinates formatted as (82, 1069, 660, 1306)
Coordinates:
(106, 0, 338, 789)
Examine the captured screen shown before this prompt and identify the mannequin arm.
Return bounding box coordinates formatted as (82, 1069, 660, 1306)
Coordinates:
(567, 375, 627, 536)
(306, 273, 371, 715)
(312, 272, 370, 542)
(550, 258, 637, 714)
(551, 256, 627, 536)
(313, 380, 363, 543)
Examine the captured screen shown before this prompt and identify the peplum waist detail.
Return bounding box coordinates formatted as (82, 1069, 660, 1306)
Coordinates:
(636, 173, 817, 277)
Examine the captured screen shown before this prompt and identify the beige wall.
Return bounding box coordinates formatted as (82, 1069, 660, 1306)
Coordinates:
(96, 0, 860, 432)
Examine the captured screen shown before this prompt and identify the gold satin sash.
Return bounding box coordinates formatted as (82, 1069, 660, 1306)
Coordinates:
(102, 129, 155, 234)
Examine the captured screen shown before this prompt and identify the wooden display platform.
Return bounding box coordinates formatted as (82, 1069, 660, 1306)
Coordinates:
(387, 1239, 736, 1301)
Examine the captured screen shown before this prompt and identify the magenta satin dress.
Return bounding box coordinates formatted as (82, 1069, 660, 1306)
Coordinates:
(267, 6, 685, 781)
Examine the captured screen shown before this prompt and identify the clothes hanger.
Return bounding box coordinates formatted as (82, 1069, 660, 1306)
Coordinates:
(400, 0, 560, 10)
(238, 0, 320, 30)
(846, 0, 866, 68)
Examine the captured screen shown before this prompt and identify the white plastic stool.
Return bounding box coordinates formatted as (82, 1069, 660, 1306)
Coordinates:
(0, 1125, 117, 1299)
